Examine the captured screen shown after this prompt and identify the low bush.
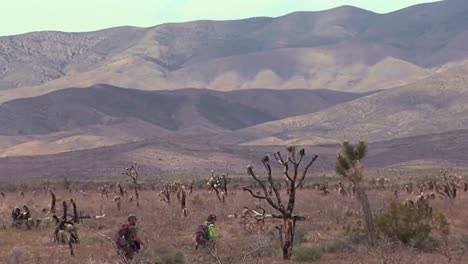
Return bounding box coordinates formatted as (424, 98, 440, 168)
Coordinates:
(190, 194, 204, 206)
(376, 200, 447, 250)
(156, 250, 185, 264)
(294, 247, 323, 262)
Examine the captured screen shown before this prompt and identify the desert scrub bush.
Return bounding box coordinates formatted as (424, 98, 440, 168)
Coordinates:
(294, 227, 309, 244)
(156, 250, 185, 264)
(190, 193, 203, 206)
(320, 240, 353, 254)
(294, 241, 350, 262)
(376, 200, 447, 249)
(294, 247, 323, 262)
(87, 234, 107, 244)
(7, 248, 29, 264)
(340, 210, 368, 244)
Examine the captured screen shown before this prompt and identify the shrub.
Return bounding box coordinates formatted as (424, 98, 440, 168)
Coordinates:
(87, 234, 106, 243)
(294, 247, 323, 262)
(294, 228, 309, 244)
(376, 200, 438, 248)
(156, 251, 185, 264)
(7, 248, 29, 264)
(191, 194, 204, 206)
(340, 210, 368, 244)
(320, 240, 351, 254)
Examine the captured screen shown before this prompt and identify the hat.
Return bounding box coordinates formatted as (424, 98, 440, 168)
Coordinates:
(207, 214, 217, 222)
(128, 214, 137, 221)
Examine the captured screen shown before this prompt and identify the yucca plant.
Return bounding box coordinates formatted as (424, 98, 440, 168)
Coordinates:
(335, 139, 376, 247)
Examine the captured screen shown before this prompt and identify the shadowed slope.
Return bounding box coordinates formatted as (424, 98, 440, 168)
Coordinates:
(237, 61, 468, 144)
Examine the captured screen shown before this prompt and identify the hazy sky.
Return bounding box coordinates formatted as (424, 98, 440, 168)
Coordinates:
(0, 0, 440, 36)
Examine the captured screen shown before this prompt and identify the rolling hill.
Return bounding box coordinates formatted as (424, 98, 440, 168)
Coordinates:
(236, 61, 468, 145)
(2, 128, 468, 179)
(0, 85, 368, 156)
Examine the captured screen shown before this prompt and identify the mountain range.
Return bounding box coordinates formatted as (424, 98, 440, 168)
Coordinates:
(1, 0, 468, 96)
(0, 86, 368, 157)
(0, 0, 467, 178)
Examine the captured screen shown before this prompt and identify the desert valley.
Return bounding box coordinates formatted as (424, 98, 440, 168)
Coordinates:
(1, 0, 468, 263)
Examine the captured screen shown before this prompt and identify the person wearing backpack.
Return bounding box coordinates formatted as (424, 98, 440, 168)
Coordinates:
(116, 214, 144, 260)
(195, 214, 222, 249)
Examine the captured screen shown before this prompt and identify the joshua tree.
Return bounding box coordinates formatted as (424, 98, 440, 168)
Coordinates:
(54, 200, 79, 256)
(158, 182, 174, 204)
(436, 170, 459, 200)
(207, 171, 229, 203)
(123, 163, 140, 207)
(70, 199, 79, 223)
(335, 140, 376, 247)
(116, 182, 125, 197)
(50, 189, 57, 214)
(113, 196, 122, 211)
(180, 186, 188, 217)
(243, 147, 318, 260)
(157, 181, 189, 217)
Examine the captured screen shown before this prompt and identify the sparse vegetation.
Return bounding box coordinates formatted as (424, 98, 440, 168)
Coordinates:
(0, 170, 467, 263)
(376, 200, 435, 247)
(294, 247, 323, 262)
(156, 250, 185, 264)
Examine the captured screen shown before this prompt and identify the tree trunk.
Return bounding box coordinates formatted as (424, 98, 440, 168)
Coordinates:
(181, 190, 187, 217)
(71, 201, 78, 223)
(355, 185, 376, 247)
(134, 184, 140, 208)
(50, 190, 56, 214)
(281, 217, 295, 260)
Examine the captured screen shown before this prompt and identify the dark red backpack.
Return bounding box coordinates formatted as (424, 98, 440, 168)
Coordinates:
(115, 224, 129, 248)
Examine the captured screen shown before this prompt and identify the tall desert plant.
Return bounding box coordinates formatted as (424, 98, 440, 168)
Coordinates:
(335, 140, 376, 247)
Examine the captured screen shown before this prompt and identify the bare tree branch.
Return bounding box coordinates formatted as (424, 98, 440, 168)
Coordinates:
(242, 187, 267, 200)
(246, 165, 285, 214)
(242, 244, 272, 263)
(263, 156, 284, 211)
(296, 154, 319, 189)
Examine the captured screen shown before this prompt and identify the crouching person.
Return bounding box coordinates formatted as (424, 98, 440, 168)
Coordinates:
(116, 214, 144, 260)
(195, 214, 222, 250)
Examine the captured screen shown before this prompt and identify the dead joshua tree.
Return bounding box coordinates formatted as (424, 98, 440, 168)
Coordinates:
(189, 180, 194, 194)
(113, 195, 122, 211)
(405, 183, 413, 194)
(70, 199, 79, 223)
(50, 189, 57, 214)
(436, 170, 460, 200)
(157, 181, 189, 216)
(237, 205, 272, 233)
(243, 147, 318, 260)
(158, 182, 173, 204)
(180, 186, 188, 217)
(335, 139, 377, 247)
(337, 181, 347, 196)
(116, 182, 126, 197)
(123, 163, 140, 207)
(318, 182, 330, 195)
(207, 171, 229, 203)
(172, 181, 190, 216)
(54, 201, 80, 256)
(98, 185, 109, 199)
